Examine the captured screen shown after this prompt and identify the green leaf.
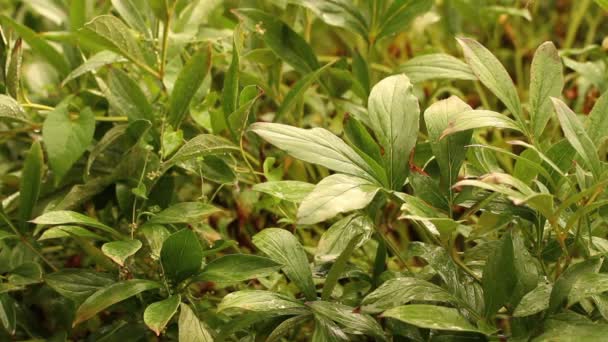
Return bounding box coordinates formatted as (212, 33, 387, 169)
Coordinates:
(18, 141, 43, 230)
(297, 174, 380, 225)
(179, 303, 214, 342)
(308, 301, 384, 339)
(568, 273, 608, 306)
(149, 202, 221, 224)
(0, 16, 70, 76)
(398, 53, 476, 83)
(482, 231, 538, 317)
(105, 68, 154, 121)
(368, 74, 419, 190)
(595, 0, 608, 10)
(164, 134, 239, 168)
(101, 239, 142, 266)
(253, 181, 315, 202)
(42, 103, 95, 184)
(424, 96, 473, 190)
(586, 90, 608, 145)
(344, 116, 383, 166)
(529, 41, 563, 138)
(139, 224, 170, 260)
(457, 38, 523, 124)
(0, 95, 27, 122)
(74, 279, 160, 326)
(382, 304, 479, 333)
(252, 228, 316, 300)
(62, 51, 127, 86)
(513, 283, 552, 317)
(161, 229, 203, 284)
(315, 214, 373, 264)
(45, 269, 115, 303)
(275, 61, 335, 121)
(313, 316, 349, 341)
(144, 295, 181, 336)
(222, 40, 239, 122)
(320, 232, 362, 300)
(441, 109, 522, 138)
(6, 38, 22, 99)
(375, 0, 433, 41)
(168, 45, 212, 128)
(362, 277, 459, 314)
(8, 262, 42, 285)
(38, 225, 106, 241)
(111, 0, 151, 38)
(32, 210, 123, 239)
(267, 315, 311, 342)
(533, 318, 608, 342)
(0, 231, 17, 241)
(0, 294, 16, 334)
(250, 123, 383, 184)
(78, 15, 149, 74)
(551, 97, 602, 179)
(218, 290, 308, 315)
(197, 255, 282, 283)
(234, 9, 319, 74)
(297, 0, 368, 39)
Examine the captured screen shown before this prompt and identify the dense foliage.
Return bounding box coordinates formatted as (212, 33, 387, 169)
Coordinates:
(1, 0, 608, 341)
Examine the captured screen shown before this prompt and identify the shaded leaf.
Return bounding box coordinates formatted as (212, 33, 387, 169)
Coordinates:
(161, 229, 203, 284)
(196, 254, 282, 283)
(149, 202, 221, 224)
(253, 228, 316, 300)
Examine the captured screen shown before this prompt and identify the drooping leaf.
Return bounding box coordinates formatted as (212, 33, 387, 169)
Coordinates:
(148, 202, 221, 224)
(168, 45, 212, 128)
(178, 303, 214, 342)
(297, 174, 380, 225)
(382, 304, 479, 333)
(368, 74, 419, 190)
(196, 254, 282, 283)
(101, 239, 142, 266)
(252, 228, 316, 300)
(457, 38, 523, 124)
(551, 97, 602, 179)
(18, 141, 43, 230)
(161, 229, 204, 284)
(529, 41, 563, 139)
(144, 295, 181, 336)
(74, 279, 161, 325)
(398, 53, 476, 83)
(424, 96, 473, 190)
(42, 103, 95, 184)
(250, 123, 384, 184)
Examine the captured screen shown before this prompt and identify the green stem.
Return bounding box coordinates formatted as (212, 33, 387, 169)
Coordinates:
(564, 0, 591, 49)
